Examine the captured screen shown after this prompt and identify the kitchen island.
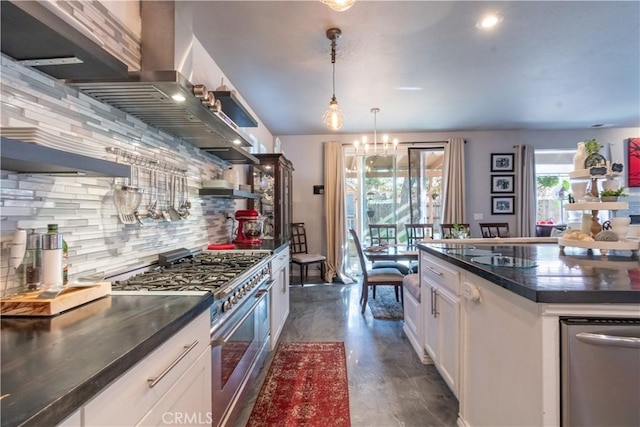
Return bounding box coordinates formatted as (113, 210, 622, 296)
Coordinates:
(414, 242, 639, 427)
(0, 293, 212, 427)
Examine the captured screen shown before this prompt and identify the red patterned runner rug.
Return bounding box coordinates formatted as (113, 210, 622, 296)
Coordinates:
(246, 342, 351, 427)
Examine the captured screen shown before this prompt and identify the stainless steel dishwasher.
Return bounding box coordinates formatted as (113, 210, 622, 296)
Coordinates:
(561, 318, 640, 427)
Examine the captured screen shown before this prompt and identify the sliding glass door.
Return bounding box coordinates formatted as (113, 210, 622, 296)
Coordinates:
(344, 144, 445, 272)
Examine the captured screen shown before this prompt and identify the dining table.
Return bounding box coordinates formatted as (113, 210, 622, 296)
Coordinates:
(363, 244, 419, 262)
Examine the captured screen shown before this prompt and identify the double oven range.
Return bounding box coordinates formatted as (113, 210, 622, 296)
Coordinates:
(110, 248, 273, 427)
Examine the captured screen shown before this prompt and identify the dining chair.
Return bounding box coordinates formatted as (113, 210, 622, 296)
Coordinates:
(479, 222, 510, 238)
(368, 224, 398, 246)
(349, 228, 405, 314)
(440, 223, 470, 239)
(405, 223, 434, 247)
(290, 222, 326, 286)
(368, 223, 411, 274)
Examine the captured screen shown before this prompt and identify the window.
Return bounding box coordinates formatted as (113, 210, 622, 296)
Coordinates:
(535, 150, 572, 226)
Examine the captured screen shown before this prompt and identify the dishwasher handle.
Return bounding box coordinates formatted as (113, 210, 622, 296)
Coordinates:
(576, 332, 640, 349)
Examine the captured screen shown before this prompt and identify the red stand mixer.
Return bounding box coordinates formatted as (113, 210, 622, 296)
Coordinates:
(233, 209, 263, 244)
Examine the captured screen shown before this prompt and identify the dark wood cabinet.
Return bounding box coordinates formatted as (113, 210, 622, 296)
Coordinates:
(249, 154, 293, 241)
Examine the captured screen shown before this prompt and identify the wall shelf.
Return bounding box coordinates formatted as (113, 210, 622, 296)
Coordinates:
(212, 91, 258, 127)
(198, 188, 260, 199)
(1, 136, 130, 177)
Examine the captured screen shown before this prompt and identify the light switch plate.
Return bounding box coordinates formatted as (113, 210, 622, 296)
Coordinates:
(474, 213, 484, 220)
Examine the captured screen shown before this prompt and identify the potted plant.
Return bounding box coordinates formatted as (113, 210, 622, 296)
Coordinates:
(599, 187, 628, 202)
(584, 138, 603, 156)
(451, 223, 469, 239)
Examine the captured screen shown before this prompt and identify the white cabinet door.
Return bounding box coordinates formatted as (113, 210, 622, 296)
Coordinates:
(423, 283, 438, 364)
(436, 287, 459, 396)
(137, 347, 212, 427)
(270, 249, 290, 350)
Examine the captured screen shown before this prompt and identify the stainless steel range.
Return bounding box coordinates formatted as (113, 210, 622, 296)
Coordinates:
(111, 248, 273, 427)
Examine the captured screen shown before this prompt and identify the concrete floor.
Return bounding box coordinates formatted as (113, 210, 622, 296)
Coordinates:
(238, 281, 459, 426)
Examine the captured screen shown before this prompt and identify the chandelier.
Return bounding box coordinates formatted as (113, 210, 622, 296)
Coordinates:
(319, 0, 356, 12)
(322, 28, 344, 131)
(353, 108, 398, 156)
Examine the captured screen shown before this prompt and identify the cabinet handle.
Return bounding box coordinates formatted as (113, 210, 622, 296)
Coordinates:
(147, 340, 199, 388)
(433, 289, 438, 318)
(430, 288, 435, 316)
(426, 265, 443, 276)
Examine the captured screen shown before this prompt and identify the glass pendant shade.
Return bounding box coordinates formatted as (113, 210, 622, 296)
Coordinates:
(323, 97, 344, 130)
(319, 0, 356, 12)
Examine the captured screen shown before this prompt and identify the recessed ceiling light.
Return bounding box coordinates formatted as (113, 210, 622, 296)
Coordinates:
(476, 13, 503, 29)
(171, 93, 186, 102)
(396, 86, 423, 91)
(232, 139, 242, 145)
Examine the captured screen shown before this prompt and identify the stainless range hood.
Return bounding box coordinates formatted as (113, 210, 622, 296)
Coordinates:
(66, 71, 259, 165)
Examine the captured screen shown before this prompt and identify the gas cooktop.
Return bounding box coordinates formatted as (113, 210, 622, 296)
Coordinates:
(112, 250, 270, 293)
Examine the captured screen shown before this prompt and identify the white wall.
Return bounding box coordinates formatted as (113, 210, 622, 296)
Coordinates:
(279, 127, 639, 257)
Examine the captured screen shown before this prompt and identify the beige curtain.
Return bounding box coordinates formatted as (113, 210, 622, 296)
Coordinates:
(323, 141, 347, 283)
(442, 138, 466, 223)
(515, 144, 536, 237)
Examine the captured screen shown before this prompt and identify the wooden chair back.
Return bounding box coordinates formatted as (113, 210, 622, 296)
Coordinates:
(369, 224, 398, 246)
(405, 223, 434, 247)
(290, 222, 309, 254)
(479, 222, 510, 238)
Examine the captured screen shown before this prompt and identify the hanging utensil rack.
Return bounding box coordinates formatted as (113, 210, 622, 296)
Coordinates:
(105, 147, 187, 177)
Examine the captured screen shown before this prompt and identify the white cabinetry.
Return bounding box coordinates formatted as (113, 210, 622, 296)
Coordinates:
(270, 247, 290, 350)
(420, 251, 461, 397)
(83, 311, 211, 426)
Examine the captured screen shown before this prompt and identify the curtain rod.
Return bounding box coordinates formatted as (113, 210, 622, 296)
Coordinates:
(339, 140, 449, 147)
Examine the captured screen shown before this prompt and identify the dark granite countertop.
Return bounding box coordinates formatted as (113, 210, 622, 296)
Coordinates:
(417, 242, 639, 304)
(0, 293, 212, 427)
(232, 239, 289, 254)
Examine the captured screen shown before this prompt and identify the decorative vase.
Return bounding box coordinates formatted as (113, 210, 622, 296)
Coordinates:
(573, 142, 587, 171)
(610, 217, 631, 241)
(600, 196, 619, 202)
(570, 181, 588, 200)
(601, 178, 619, 192)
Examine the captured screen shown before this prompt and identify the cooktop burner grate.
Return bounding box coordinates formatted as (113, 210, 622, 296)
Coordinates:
(112, 250, 270, 292)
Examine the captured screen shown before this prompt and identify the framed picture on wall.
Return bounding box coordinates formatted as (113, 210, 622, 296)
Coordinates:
(491, 153, 514, 172)
(491, 175, 514, 193)
(491, 196, 515, 215)
(628, 137, 640, 187)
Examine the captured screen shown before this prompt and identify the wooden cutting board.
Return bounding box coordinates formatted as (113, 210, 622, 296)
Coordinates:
(0, 282, 111, 317)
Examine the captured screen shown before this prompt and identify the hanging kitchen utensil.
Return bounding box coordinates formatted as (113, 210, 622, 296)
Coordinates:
(178, 175, 190, 220)
(168, 174, 181, 221)
(160, 172, 172, 222)
(113, 166, 141, 225)
(147, 170, 161, 220)
(183, 174, 192, 210)
(132, 166, 144, 225)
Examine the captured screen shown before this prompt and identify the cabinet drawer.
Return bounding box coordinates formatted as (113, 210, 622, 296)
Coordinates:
(84, 311, 210, 426)
(271, 247, 290, 273)
(420, 253, 460, 295)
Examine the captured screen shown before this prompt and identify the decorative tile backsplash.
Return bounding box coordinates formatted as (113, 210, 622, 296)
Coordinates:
(0, 56, 239, 297)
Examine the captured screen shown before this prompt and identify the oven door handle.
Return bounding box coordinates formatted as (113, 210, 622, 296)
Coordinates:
(576, 332, 640, 349)
(210, 289, 268, 348)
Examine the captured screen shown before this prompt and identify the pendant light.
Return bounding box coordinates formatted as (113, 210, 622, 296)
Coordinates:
(319, 0, 356, 12)
(322, 28, 344, 131)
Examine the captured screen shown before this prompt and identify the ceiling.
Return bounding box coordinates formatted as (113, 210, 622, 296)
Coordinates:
(188, 1, 639, 136)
